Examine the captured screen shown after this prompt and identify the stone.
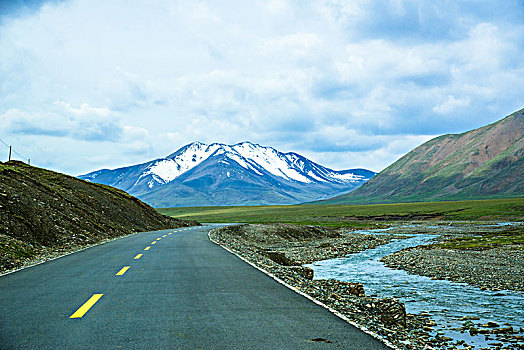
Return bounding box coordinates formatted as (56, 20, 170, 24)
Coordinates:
(460, 316, 480, 321)
(374, 297, 407, 327)
(485, 321, 500, 328)
(286, 266, 314, 280)
(462, 320, 475, 327)
(488, 342, 503, 347)
(492, 326, 514, 334)
(264, 251, 296, 266)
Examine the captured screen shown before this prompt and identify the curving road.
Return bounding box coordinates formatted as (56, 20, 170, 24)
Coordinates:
(0, 225, 391, 349)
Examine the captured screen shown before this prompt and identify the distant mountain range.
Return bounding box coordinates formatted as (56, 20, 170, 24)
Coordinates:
(80, 142, 375, 207)
(323, 108, 524, 204)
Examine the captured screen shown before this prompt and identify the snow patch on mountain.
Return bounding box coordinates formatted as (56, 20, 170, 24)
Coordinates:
(95, 141, 373, 191)
(146, 159, 180, 183)
(307, 170, 325, 182)
(233, 142, 311, 182)
(330, 173, 365, 181)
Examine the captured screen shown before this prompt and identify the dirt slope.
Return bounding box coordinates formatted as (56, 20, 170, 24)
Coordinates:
(0, 161, 199, 272)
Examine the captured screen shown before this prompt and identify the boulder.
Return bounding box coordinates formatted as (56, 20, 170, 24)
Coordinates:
(287, 266, 314, 280)
(264, 250, 296, 266)
(374, 297, 407, 327)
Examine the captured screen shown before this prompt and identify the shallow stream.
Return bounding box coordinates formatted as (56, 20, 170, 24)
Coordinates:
(305, 226, 524, 349)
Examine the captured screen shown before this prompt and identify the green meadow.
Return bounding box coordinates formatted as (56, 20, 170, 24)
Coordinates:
(158, 197, 524, 228)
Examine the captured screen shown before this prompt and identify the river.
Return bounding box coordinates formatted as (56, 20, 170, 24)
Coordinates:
(305, 225, 524, 349)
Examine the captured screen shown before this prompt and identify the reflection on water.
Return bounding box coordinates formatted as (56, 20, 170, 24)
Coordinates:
(305, 227, 524, 348)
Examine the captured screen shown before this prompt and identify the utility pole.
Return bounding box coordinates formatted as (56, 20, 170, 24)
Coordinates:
(28, 159, 30, 165)
(8, 146, 11, 161)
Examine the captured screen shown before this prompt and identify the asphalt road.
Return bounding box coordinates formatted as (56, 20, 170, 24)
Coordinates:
(0, 225, 391, 349)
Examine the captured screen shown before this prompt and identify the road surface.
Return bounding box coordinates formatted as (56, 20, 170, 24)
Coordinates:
(0, 225, 391, 349)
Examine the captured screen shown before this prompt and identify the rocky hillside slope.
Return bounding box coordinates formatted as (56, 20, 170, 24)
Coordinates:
(324, 108, 524, 204)
(0, 161, 199, 273)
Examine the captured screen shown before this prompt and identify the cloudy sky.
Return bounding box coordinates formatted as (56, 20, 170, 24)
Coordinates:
(1, 0, 523, 175)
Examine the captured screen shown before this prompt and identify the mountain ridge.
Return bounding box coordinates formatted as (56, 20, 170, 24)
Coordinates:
(80, 141, 375, 207)
(322, 108, 524, 204)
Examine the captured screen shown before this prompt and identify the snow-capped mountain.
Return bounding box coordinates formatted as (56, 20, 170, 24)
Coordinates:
(79, 141, 375, 207)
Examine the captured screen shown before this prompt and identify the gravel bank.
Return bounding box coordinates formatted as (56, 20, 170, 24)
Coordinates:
(380, 223, 524, 292)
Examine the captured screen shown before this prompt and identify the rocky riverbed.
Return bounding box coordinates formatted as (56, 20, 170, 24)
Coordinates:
(210, 223, 402, 264)
(210, 222, 524, 350)
(382, 246, 523, 292)
(209, 224, 436, 349)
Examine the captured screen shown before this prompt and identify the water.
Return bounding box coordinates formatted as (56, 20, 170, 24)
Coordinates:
(305, 226, 524, 348)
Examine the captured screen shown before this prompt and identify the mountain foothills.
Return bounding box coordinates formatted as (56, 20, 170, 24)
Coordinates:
(80, 142, 375, 207)
(0, 161, 198, 272)
(325, 108, 524, 204)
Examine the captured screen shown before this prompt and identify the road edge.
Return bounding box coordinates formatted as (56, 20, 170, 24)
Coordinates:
(0, 228, 174, 278)
(207, 228, 399, 350)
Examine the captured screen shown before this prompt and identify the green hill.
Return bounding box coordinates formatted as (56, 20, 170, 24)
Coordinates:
(323, 108, 524, 204)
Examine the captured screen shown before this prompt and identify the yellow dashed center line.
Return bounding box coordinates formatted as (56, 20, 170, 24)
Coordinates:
(69, 228, 197, 320)
(70, 294, 103, 319)
(116, 266, 130, 276)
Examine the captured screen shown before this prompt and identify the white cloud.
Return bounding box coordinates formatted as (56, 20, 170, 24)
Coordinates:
(263, 0, 292, 15)
(433, 95, 471, 114)
(54, 101, 110, 117)
(260, 32, 322, 57)
(0, 0, 523, 175)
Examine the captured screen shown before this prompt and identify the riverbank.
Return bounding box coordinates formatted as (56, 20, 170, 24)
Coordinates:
(209, 224, 436, 349)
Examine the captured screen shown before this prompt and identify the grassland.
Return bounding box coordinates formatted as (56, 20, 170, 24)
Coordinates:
(158, 197, 524, 228)
(431, 225, 524, 250)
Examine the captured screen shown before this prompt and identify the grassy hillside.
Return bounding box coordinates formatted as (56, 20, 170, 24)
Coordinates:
(323, 108, 524, 204)
(159, 197, 524, 227)
(0, 161, 199, 272)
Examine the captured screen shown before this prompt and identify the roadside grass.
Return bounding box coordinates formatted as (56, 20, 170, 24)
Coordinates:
(0, 234, 36, 271)
(158, 197, 524, 228)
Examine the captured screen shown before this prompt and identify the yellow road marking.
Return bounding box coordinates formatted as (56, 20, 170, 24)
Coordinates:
(144, 246, 150, 251)
(134, 254, 143, 260)
(151, 241, 156, 244)
(156, 238, 161, 241)
(116, 266, 130, 276)
(168, 233, 172, 235)
(70, 294, 103, 319)
(162, 235, 167, 238)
